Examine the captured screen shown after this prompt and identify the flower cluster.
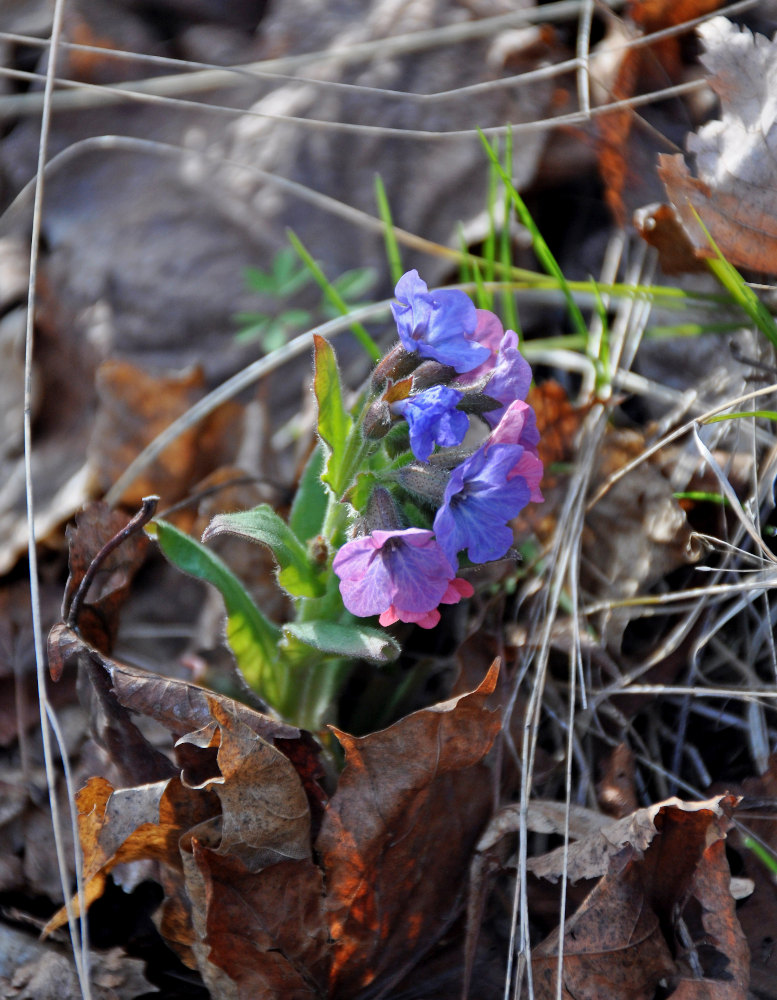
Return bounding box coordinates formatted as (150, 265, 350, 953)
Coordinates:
(333, 270, 543, 629)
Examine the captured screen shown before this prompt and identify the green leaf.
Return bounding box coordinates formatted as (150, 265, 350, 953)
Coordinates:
(243, 266, 278, 295)
(203, 505, 325, 598)
(283, 620, 400, 663)
(289, 445, 328, 541)
(153, 520, 284, 704)
(313, 334, 353, 495)
(332, 267, 377, 302)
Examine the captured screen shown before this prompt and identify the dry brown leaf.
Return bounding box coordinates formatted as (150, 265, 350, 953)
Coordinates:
(659, 17, 777, 272)
(197, 849, 329, 999)
(89, 359, 243, 507)
(46, 773, 216, 934)
(533, 852, 677, 1000)
(531, 795, 745, 999)
(528, 795, 735, 884)
(316, 661, 501, 998)
(594, 0, 724, 224)
(735, 755, 777, 994)
(671, 838, 750, 998)
(181, 698, 312, 871)
(633, 201, 709, 274)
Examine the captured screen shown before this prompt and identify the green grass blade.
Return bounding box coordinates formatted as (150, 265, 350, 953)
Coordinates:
(374, 174, 404, 285)
(689, 209, 777, 348)
(499, 130, 520, 337)
(286, 229, 381, 362)
(479, 129, 588, 339)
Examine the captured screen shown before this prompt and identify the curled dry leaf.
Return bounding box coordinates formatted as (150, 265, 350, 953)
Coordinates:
(529, 795, 747, 1000)
(316, 660, 501, 998)
(658, 17, 777, 272)
(527, 794, 736, 884)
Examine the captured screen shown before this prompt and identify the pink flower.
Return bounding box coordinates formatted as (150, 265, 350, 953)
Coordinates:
(488, 400, 544, 502)
(456, 309, 505, 384)
(332, 527, 473, 629)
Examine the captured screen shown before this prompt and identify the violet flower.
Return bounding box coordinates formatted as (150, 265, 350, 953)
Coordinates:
(333, 527, 473, 629)
(456, 309, 505, 384)
(433, 444, 530, 565)
(391, 270, 490, 373)
(482, 331, 533, 428)
(391, 385, 469, 462)
(489, 400, 544, 502)
(432, 403, 544, 565)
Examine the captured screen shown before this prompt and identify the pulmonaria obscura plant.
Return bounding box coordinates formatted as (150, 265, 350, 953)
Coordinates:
(154, 270, 543, 730)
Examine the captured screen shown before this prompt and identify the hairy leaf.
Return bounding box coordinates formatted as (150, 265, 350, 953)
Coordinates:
(154, 520, 284, 704)
(203, 505, 325, 598)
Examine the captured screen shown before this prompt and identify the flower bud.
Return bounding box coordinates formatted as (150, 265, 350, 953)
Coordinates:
(411, 360, 457, 391)
(428, 446, 475, 470)
(456, 391, 502, 416)
(372, 342, 421, 389)
(364, 486, 403, 533)
(362, 399, 392, 440)
(396, 463, 449, 507)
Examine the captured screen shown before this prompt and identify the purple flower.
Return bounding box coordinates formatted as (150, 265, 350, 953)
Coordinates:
(333, 527, 473, 629)
(391, 385, 469, 461)
(489, 401, 544, 502)
(391, 270, 490, 373)
(482, 331, 532, 428)
(433, 444, 530, 565)
(456, 309, 505, 384)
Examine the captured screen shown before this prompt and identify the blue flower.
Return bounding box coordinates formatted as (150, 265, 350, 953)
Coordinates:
(391, 385, 469, 462)
(433, 442, 530, 565)
(391, 270, 490, 373)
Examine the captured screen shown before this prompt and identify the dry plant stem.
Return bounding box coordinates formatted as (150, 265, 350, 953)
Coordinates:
(0, 0, 628, 118)
(23, 0, 92, 994)
(0, 58, 717, 141)
(504, 240, 656, 997)
(0, 0, 760, 139)
(65, 496, 159, 629)
(575, 0, 595, 119)
(587, 382, 777, 511)
(692, 424, 777, 565)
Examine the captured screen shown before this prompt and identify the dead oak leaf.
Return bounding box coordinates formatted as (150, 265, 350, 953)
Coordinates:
(316, 661, 501, 999)
(658, 17, 777, 273)
(527, 794, 736, 884)
(530, 795, 746, 1000)
(89, 358, 243, 508)
(45, 773, 215, 934)
(179, 699, 312, 871)
(196, 848, 329, 1000)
